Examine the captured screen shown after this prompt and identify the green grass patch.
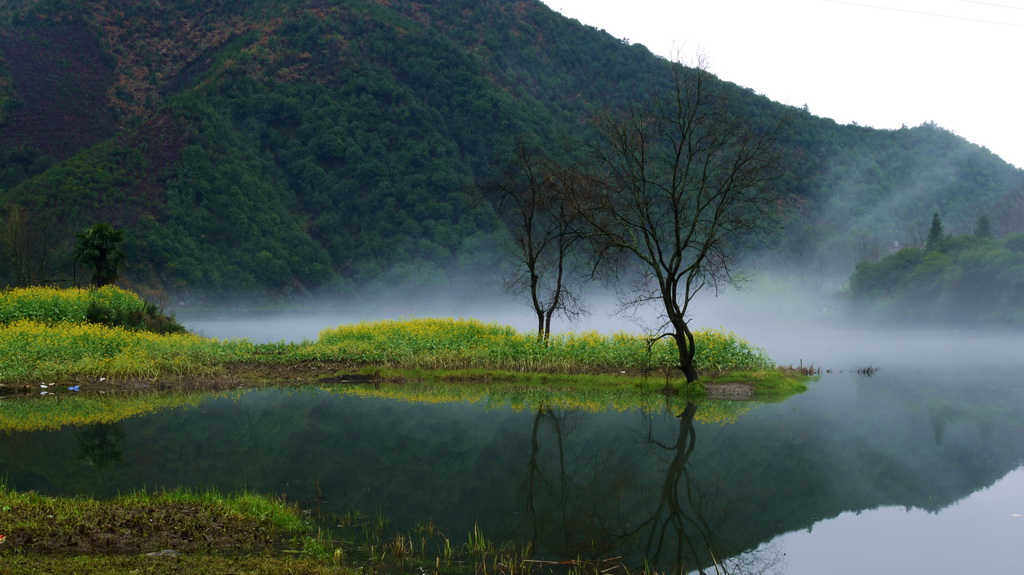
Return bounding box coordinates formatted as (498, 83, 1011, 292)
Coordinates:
(0, 484, 348, 573)
(0, 285, 187, 334)
(0, 319, 256, 381)
(0, 555, 350, 575)
(703, 368, 815, 397)
(0, 485, 312, 554)
(308, 318, 775, 374)
(0, 288, 807, 401)
(0, 316, 781, 385)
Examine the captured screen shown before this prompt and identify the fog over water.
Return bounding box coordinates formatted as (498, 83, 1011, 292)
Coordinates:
(173, 282, 1024, 574)
(0, 275, 1007, 573)
(176, 278, 1024, 377)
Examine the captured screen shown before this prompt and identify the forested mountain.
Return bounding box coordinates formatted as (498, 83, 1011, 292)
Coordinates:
(0, 0, 1021, 299)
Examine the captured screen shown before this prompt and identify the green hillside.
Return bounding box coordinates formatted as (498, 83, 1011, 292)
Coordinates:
(0, 0, 1021, 299)
(848, 223, 1024, 326)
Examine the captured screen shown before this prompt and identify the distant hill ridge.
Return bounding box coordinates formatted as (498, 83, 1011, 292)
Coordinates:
(0, 0, 1020, 298)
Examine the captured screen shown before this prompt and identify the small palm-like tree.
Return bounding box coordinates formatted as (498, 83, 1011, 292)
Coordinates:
(73, 223, 125, 287)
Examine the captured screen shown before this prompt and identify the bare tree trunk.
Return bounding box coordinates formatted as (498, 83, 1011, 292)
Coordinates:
(671, 320, 699, 383)
(485, 140, 589, 344)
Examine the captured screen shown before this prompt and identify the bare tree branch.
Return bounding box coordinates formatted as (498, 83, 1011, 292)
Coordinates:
(482, 139, 591, 342)
(575, 61, 784, 383)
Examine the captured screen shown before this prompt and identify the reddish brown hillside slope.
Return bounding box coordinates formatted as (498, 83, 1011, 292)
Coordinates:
(0, 25, 117, 160)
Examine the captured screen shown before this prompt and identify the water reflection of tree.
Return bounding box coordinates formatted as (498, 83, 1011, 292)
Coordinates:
(518, 406, 630, 559)
(631, 402, 780, 574)
(74, 423, 125, 469)
(517, 403, 780, 574)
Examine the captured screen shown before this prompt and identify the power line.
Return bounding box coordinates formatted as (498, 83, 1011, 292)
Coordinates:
(819, 0, 1024, 28)
(957, 0, 1024, 12)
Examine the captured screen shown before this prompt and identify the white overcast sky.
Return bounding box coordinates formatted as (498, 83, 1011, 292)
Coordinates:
(540, 0, 1024, 169)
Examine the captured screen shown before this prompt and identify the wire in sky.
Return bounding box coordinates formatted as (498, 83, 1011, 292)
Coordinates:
(819, 0, 1024, 28)
(957, 0, 1024, 12)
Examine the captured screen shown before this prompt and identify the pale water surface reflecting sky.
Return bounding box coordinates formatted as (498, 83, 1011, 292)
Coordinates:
(775, 465, 1024, 574)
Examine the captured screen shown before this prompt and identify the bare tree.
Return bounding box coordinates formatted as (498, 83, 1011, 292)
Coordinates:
(0, 203, 71, 286)
(578, 62, 783, 383)
(990, 186, 1024, 236)
(486, 140, 589, 343)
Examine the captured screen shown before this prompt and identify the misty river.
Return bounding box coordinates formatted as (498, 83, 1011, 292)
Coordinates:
(2, 299, 1023, 574)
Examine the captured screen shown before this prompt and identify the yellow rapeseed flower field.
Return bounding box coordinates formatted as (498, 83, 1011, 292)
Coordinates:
(0, 319, 254, 381)
(0, 289, 786, 432)
(314, 318, 771, 374)
(0, 287, 773, 383)
(0, 285, 142, 325)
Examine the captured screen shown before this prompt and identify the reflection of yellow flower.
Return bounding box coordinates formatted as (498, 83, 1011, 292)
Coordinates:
(0, 391, 217, 432)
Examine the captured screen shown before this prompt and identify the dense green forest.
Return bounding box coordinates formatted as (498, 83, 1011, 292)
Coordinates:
(0, 0, 1021, 301)
(849, 213, 1024, 326)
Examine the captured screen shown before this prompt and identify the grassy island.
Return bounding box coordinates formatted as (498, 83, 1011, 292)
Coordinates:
(0, 286, 808, 397)
(0, 286, 812, 573)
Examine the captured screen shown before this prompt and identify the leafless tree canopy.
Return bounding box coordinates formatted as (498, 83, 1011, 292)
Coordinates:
(484, 140, 590, 342)
(990, 186, 1024, 237)
(1, 203, 71, 286)
(576, 63, 783, 382)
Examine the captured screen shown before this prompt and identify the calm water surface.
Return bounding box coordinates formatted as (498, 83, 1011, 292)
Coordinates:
(1, 315, 1022, 573)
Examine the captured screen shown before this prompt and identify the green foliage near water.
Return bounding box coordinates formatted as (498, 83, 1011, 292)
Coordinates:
(0, 285, 187, 333)
(849, 231, 1024, 325)
(0, 484, 342, 574)
(0, 484, 309, 535)
(0, 318, 254, 381)
(0, 316, 775, 384)
(0, 285, 139, 324)
(311, 318, 774, 374)
(0, 288, 782, 388)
